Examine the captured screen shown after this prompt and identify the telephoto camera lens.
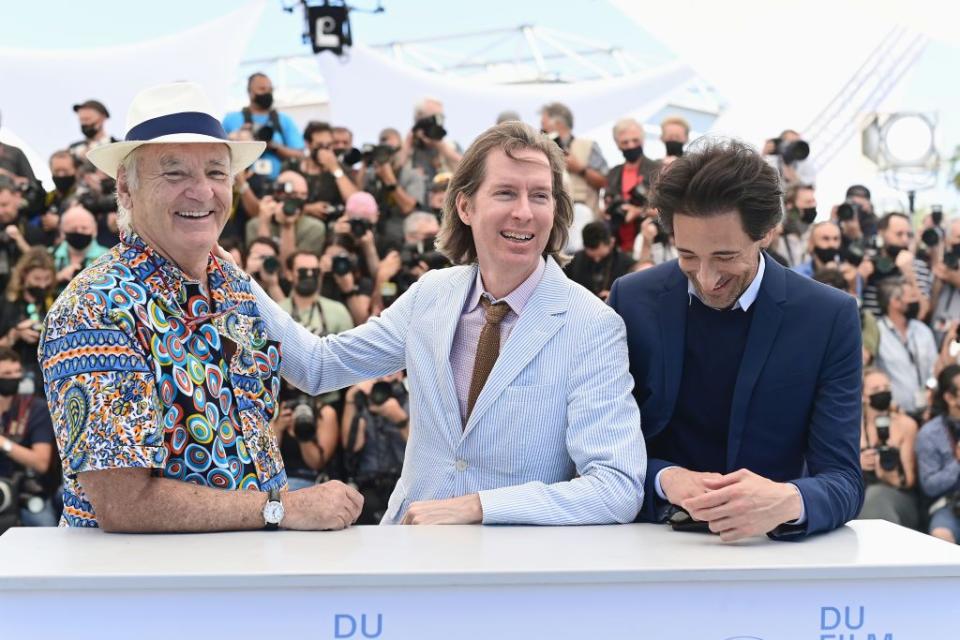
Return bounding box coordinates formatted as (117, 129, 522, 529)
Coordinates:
(292, 401, 316, 442)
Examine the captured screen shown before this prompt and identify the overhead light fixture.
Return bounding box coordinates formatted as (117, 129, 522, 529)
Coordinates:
(860, 111, 940, 205)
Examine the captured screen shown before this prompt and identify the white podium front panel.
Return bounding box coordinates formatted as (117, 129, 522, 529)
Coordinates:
(1, 520, 958, 639)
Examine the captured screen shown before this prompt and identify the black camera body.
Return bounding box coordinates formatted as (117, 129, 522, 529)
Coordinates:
(361, 143, 396, 166)
(285, 396, 316, 443)
(271, 180, 304, 217)
(606, 183, 650, 224)
(332, 253, 355, 276)
(337, 147, 363, 166)
(874, 415, 901, 473)
(770, 137, 810, 165)
(349, 218, 371, 238)
(254, 123, 275, 143)
(413, 114, 447, 142)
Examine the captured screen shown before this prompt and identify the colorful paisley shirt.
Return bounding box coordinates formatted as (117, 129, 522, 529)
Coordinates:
(40, 232, 286, 527)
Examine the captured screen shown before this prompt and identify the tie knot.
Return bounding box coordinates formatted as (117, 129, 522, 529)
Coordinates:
(480, 296, 510, 325)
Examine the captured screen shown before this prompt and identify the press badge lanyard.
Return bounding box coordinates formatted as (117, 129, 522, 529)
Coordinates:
(884, 318, 924, 387)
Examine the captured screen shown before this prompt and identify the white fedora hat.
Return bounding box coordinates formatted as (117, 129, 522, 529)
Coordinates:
(86, 82, 266, 179)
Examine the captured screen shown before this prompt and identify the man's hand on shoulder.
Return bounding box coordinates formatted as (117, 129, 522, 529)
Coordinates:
(283, 480, 364, 530)
(682, 468, 803, 542)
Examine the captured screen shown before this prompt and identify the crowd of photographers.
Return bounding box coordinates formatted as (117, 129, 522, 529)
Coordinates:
(1, 71, 959, 541)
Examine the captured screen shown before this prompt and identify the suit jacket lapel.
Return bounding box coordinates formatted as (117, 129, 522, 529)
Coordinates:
(657, 264, 689, 435)
(432, 266, 476, 440)
(463, 259, 568, 436)
(726, 253, 786, 468)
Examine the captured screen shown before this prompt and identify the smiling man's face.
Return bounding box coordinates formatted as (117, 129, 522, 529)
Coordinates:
(674, 210, 766, 309)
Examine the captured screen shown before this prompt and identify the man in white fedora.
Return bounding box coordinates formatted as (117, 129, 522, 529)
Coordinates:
(39, 82, 362, 531)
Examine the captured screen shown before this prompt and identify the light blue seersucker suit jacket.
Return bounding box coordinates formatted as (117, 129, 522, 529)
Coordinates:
(251, 257, 646, 525)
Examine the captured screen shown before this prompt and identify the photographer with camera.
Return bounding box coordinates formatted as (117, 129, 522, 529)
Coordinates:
(860, 212, 932, 319)
(858, 368, 920, 528)
(0, 346, 57, 530)
(762, 129, 812, 186)
(605, 117, 659, 252)
(280, 250, 354, 337)
(271, 391, 340, 491)
(773, 183, 817, 268)
(369, 215, 450, 316)
(288, 121, 357, 221)
(931, 218, 960, 342)
(0, 248, 56, 391)
(319, 232, 375, 326)
(223, 72, 304, 181)
(360, 128, 425, 251)
(249, 170, 327, 261)
(794, 221, 862, 296)
(74, 159, 120, 248)
(0, 177, 32, 293)
(404, 97, 462, 189)
(29, 151, 79, 247)
(52, 205, 109, 289)
(341, 373, 409, 524)
(68, 99, 118, 162)
(541, 102, 607, 215)
(875, 277, 937, 423)
(917, 364, 960, 544)
(245, 236, 287, 303)
(564, 221, 634, 300)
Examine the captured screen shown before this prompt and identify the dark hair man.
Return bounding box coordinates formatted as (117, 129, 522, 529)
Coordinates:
(608, 138, 863, 541)
(563, 221, 635, 300)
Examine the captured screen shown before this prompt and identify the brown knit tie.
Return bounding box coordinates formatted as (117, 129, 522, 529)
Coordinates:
(466, 297, 511, 422)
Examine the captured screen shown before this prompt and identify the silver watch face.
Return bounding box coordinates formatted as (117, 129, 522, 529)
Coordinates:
(263, 500, 284, 525)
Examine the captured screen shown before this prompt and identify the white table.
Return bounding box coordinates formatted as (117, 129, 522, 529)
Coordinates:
(1, 520, 958, 639)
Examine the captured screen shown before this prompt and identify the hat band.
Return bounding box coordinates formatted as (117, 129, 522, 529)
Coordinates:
(125, 111, 227, 142)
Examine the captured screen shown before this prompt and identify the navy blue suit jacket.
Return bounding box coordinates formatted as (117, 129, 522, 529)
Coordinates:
(608, 253, 864, 538)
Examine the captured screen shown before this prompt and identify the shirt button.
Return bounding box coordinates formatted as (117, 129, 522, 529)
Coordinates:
(455, 459, 468, 472)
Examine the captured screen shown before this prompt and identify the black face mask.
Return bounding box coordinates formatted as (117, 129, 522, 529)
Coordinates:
(294, 276, 320, 297)
(904, 301, 920, 320)
(65, 232, 93, 251)
(622, 146, 644, 163)
(664, 141, 684, 157)
(813, 246, 839, 264)
(80, 123, 99, 139)
(799, 207, 818, 225)
(0, 378, 21, 397)
(885, 244, 905, 261)
(53, 175, 76, 193)
(868, 390, 892, 412)
(252, 92, 274, 110)
(26, 286, 47, 302)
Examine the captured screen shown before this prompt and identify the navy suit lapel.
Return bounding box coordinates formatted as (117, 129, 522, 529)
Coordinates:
(656, 264, 689, 436)
(726, 253, 786, 469)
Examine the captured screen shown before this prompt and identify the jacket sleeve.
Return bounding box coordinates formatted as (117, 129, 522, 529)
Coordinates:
(772, 294, 865, 540)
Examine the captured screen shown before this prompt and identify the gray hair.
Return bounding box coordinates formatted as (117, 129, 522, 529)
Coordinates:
(403, 211, 439, 239)
(541, 102, 574, 130)
(115, 149, 140, 236)
(612, 117, 643, 140)
(414, 97, 442, 122)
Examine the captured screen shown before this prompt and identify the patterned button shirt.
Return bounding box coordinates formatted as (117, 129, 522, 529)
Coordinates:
(40, 232, 286, 527)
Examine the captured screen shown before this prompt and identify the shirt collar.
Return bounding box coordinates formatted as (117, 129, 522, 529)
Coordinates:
(466, 257, 546, 316)
(687, 252, 766, 311)
(119, 231, 236, 313)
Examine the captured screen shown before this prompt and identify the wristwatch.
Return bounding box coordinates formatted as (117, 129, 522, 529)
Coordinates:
(332, 168, 345, 180)
(262, 488, 284, 530)
(0, 438, 12, 454)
